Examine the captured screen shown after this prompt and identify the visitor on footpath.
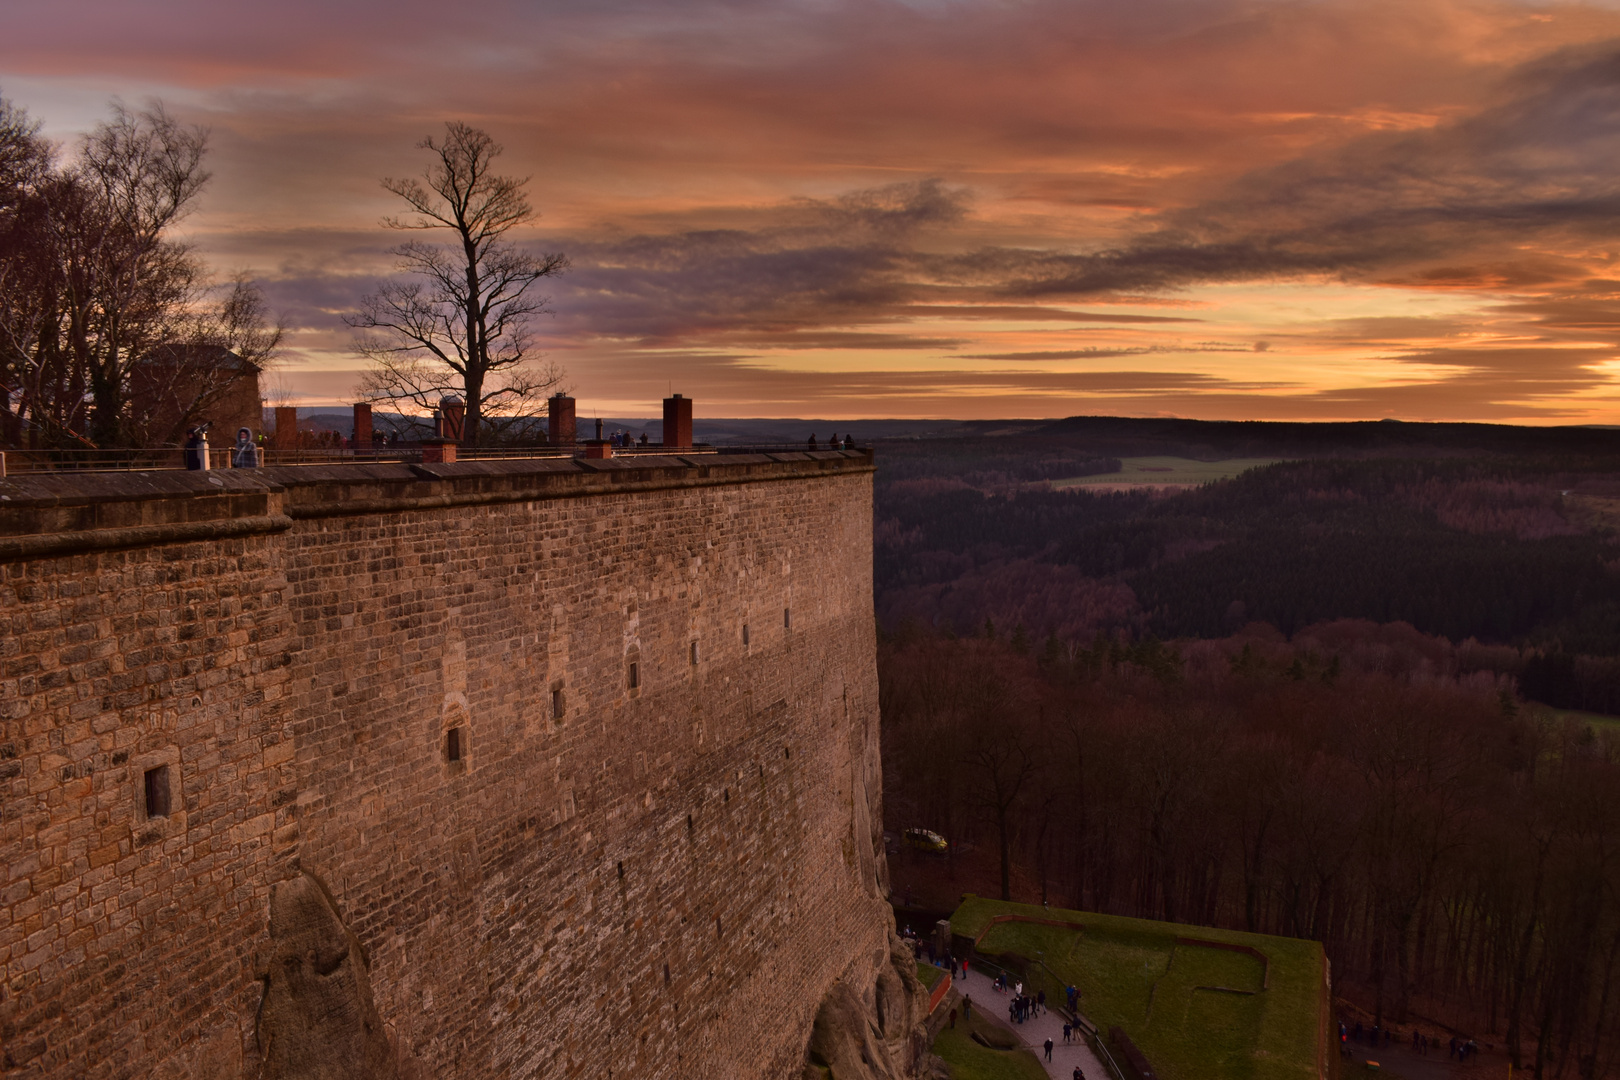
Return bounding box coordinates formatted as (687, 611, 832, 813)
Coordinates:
(1044, 1038, 1054, 1061)
(1063, 1022, 1072, 1044)
(963, 995, 972, 1020)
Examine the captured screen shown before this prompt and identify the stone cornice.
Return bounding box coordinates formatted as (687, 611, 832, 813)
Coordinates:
(0, 450, 874, 561)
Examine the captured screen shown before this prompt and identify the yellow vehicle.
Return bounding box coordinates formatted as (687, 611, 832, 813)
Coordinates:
(903, 828, 948, 854)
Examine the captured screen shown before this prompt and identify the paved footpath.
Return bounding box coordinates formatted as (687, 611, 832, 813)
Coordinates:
(952, 964, 1111, 1080)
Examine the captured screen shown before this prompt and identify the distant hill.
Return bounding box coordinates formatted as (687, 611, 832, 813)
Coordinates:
(1026, 415, 1620, 459)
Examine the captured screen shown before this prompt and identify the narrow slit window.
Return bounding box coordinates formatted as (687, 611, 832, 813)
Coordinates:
(784, 607, 791, 629)
(144, 766, 171, 819)
(628, 661, 639, 690)
(690, 640, 700, 665)
(446, 727, 463, 762)
(552, 686, 565, 720)
(742, 624, 750, 647)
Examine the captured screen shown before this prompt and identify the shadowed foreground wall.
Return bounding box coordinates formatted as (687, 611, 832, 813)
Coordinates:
(0, 451, 908, 1079)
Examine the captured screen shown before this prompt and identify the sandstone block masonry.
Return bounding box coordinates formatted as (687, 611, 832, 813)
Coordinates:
(0, 451, 905, 1080)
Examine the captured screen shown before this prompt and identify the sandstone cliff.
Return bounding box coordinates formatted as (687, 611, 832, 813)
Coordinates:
(801, 932, 941, 1080)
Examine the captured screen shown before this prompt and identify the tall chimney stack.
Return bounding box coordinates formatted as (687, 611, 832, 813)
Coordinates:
(274, 406, 298, 451)
(439, 396, 465, 443)
(662, 393, 693, 449)
(352, 403, 373, 450)
(548, 393, 576, 446)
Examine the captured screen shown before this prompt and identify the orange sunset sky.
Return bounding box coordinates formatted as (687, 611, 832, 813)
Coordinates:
(9, 0, 1620, 421)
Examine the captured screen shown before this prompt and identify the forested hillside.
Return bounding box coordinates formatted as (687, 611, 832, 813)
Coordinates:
(875, 418, 1620, 1077)
(874, 420, 1620, 710)
(881, 628, 1619, 1075)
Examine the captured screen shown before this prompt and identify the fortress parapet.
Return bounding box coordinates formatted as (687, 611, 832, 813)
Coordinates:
(0, 451, 920, 1080)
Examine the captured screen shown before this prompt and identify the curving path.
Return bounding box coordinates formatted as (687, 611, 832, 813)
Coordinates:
(952, 964, 1111, 1080)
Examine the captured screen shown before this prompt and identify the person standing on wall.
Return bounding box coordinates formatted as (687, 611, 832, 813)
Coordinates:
(233, 427, 261, 467)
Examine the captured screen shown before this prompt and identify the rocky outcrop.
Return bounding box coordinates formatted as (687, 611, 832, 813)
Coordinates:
(803, 933, 942, 1080)
(254, 874, 394, 1080)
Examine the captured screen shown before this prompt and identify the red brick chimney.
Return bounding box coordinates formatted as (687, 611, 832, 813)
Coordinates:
(439, 396, 465, 443)
(662, 393, 692, 449)
(352, 403, 373, 450)
(549, 394, 576, 445)
(274, 406, 298, 450)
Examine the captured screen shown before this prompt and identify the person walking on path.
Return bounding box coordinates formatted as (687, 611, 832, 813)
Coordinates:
(954, 955, 1109, 1080)
(1045, 1038, 1055, 1061)
(963, 995, 972, 1021)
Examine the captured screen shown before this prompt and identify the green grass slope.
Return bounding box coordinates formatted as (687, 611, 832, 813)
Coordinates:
(952, 898, 1324, 1080)
(932, 1012, 1051, 1080)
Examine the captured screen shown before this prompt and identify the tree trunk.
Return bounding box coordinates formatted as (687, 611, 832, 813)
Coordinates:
(997, 803, 1012, 901)
(463, 367, 484, 448)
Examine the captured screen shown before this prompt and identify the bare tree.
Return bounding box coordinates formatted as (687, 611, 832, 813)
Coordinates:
(957, 654, 1043, 902)
(52, 103, 210, 446)
(123, 275, 284, 447)
(0, 93, 59, 446)
(350, 122, 569, 446)
(1, 97, 213, 449)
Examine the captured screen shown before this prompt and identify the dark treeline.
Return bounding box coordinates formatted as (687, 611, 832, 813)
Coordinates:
(876, 439, 1620, 708)
(880, 625, 1620, 1078)
(0, 94, 280, 451)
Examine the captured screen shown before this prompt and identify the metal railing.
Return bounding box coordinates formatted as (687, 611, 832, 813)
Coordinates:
(968, 952, 1129, 1080)
(0, 442, 868, 477)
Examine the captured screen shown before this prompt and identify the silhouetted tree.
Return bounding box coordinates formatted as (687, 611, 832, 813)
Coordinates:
(351, 122, 568, 446)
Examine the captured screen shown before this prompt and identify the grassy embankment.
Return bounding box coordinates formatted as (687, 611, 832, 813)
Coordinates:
(932, 1011, 1050, 1080)
(952, 897, 1324, 1080)
(1051, 455, 1285, 489)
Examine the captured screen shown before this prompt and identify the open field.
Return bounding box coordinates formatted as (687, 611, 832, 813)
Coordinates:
(952, 898, 1324, 1080)
(1051, 455, 1285, 489)
(1533, 705, 1620, 733)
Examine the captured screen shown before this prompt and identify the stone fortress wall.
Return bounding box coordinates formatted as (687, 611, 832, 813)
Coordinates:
(0, 452, 921, 1079)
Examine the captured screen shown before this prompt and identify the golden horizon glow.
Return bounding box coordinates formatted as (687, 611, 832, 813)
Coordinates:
(10, 0, 1620, 421)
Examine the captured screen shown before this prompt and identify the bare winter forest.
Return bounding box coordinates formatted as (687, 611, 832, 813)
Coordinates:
(876, 418, 1620, 1078)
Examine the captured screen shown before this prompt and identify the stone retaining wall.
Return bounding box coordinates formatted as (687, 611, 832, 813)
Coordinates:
(0, 452, 890, 1080)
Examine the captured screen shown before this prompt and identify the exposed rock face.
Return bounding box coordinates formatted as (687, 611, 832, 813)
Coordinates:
(256, 874, 393, 1080)
(804, 933, 938, 1080)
